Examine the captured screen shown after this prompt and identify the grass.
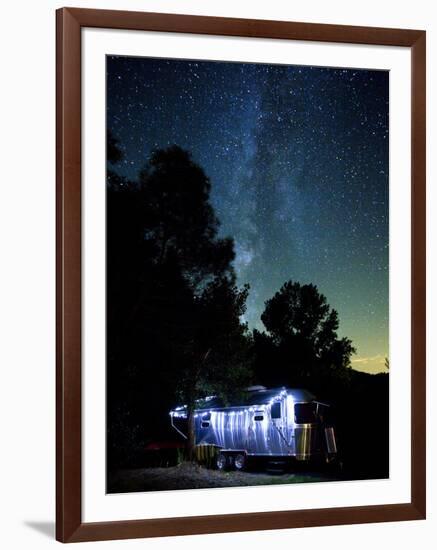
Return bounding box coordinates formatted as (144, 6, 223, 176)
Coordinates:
(107, 461, 340, 493)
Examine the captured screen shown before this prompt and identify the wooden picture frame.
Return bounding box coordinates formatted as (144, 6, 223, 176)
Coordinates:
(56, 7, 426, 543)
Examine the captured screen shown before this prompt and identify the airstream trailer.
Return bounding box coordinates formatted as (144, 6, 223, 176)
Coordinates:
(169, 386, 337, 471)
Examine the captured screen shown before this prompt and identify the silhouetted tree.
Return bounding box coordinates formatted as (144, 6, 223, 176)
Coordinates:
(138, 146, 234, 287)
(174, 278, 252, 457)
(253, 281, 355, 398)
(254, 281, 388, 480)
(106, 143, 252, 464)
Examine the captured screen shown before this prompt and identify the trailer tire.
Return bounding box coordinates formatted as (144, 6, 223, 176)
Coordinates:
(234, 453, 246, 471)
(216, 452, 228, 471)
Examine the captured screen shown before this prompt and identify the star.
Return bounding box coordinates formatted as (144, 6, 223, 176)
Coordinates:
(107, 56, 389, 374)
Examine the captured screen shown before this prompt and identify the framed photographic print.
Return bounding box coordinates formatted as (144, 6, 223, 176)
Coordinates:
(56, 7, 426, 543)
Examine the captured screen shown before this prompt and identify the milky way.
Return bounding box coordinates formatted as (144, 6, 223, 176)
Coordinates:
(107, 56, 389, 373)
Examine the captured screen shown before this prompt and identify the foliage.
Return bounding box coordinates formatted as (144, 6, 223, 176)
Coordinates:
(137, 146, 235, 288)
(253, 281, 355, 398)
(107, 144, 252, 464)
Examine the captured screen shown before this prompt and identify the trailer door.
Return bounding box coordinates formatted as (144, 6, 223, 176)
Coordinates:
(246, 410, 270, 454)
(269, 400, 290, 454)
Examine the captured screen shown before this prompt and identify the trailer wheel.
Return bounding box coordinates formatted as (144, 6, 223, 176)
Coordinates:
(216, 452, 228, 471)
(234, 453, 246, 471)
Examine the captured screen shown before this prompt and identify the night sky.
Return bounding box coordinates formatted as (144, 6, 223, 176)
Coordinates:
(107, 56, 389, 374)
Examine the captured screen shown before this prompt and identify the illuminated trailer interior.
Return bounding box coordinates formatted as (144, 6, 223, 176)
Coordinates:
(169, 386, 337, 471)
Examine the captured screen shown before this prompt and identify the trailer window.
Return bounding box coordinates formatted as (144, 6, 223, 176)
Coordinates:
(201, 421, 210, 428)
(294, 403, 317, 424)
(254, 415, 264, 421)
(202, 412, 211, 421)
(271, 402, 281, 419)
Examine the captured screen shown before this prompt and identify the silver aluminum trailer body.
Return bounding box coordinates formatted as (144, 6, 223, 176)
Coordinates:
(170, 387, 337, 463)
